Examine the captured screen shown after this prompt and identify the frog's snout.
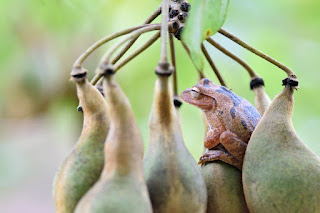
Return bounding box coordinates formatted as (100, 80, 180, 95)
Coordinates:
(180, 88, 192, 103)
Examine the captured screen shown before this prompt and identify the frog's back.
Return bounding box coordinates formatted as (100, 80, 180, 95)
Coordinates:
(215, 86, 261, 142)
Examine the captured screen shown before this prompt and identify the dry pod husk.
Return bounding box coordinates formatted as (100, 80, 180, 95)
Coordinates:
(75, 74, 152, 213)
(250, 77, 271, 116)
(201, 162, 249, 213)
(144, 75, 207, 213)
(243, 78, 320, 212)
(53, 70, 109, 213)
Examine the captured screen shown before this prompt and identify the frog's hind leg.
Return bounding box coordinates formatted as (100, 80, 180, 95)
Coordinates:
(219, 130, 247, 163)
(198, 149, 242, 170)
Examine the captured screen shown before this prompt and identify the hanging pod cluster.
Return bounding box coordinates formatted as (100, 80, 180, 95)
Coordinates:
(53, 0, 320, 212)
(53, 69, 110, 213)
(243, 78, 320, 212)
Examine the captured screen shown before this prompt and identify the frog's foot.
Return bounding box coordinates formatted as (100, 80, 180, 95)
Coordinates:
(198, 149, 242, 170)
(220, 130, 247, 162)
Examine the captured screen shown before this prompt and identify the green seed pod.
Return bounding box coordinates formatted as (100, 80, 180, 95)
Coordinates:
(144, 75, 207, 213)
(200, 162, 249, 213)
(250, 77, 271, 116)
(75, 74, 152, 213)
(243, 78, 320, 212)
(53, 70, 109, 213)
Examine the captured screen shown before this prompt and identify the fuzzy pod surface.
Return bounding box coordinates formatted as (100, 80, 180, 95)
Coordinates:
(201, 162, 249, 213)
(53, 76, 109, 213)
(75, 75, 152, 213)
(243, 82, 320, 212)
(144, 76, 207, 213)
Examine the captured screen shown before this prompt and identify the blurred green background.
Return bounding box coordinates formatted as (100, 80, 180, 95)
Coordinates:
(0, 0, 319, 212)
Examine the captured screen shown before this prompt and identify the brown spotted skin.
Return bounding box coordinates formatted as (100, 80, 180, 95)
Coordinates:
(181, 78, 261, 170)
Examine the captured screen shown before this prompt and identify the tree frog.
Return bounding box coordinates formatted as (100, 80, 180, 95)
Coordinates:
(181, 78, 261, 170)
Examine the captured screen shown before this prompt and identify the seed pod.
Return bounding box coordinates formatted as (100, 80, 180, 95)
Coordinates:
(243, 78, 320, 212)
(250, 77, 271, 116)
(144, 75, 207, 213)
(201, 162, 249, 213)
(75, 74, 152, 213)
(53, 69, 109, 213)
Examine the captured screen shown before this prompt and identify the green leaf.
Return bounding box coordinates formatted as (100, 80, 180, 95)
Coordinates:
(182, 0, 229, 71)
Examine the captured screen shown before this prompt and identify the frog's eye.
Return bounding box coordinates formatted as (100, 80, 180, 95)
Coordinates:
(191, 87, 201, 99)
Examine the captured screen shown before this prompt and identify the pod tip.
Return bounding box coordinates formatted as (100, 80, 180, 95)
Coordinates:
(250, 77, 265, 90)
(282, 77, 299, 90)
(70, 67, 87, 81)
(99, 63, 115, 76)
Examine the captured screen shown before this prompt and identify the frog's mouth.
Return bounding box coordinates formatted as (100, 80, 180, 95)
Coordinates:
(180, 89, 213, 110)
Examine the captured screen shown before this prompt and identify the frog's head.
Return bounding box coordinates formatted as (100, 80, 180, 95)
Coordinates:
(180, 78, 220, 111)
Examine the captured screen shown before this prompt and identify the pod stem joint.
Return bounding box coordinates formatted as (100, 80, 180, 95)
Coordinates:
(282, 77, 299, 89)
(155, 61, 173, 76)
(70, 67, 88, 82)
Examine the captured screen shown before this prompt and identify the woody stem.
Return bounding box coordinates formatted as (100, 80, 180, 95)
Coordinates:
(201, 43, 227, 87)
(169, 34, 178, 96)
(110, 6, 161, 64)
(181, 42, 206, 79)
(206, 38, 258, 78)
(114, 31, 161, 72)
(73, 24, 150, 69)
(159, 0, 169, 64)
(218, 28, 296, 78)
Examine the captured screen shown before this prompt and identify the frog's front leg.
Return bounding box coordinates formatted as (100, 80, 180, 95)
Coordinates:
(204, 124, 225, 149)
(220, 130, 247, 163)
(198, 150, 242, 170)
(204, 128, 221, 149)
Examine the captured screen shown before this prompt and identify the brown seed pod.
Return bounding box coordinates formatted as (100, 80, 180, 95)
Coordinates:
(201, 162, 249, 213)
(243, 78, 320, 212)
(144, 75, 207, 213)
(75, 74, 152, 213)
(53, 70, 109, 213)
(250, 77, 271, 116)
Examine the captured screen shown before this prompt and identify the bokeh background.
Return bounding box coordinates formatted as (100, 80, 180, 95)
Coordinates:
(1, 0, 319, 212)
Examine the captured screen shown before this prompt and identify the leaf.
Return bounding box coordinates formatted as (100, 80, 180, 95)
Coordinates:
(182, 0, 229, 71)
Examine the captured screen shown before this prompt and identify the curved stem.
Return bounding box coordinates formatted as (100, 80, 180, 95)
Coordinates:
(169, 34, 178, 96)
(159, 0, 169, 64)
(110, 6, 161, 64)
(181, 42, 206, 79)
(201, 43, 227, 87)
(73, 24, 151, 68)
(100, 24, 161, 65)
(218, 28, 296, 78)
(206, 38, 258, 78)
(114, 31, 161, 71)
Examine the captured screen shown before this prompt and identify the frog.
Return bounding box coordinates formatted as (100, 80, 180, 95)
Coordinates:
(180, 78, 261, 170)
